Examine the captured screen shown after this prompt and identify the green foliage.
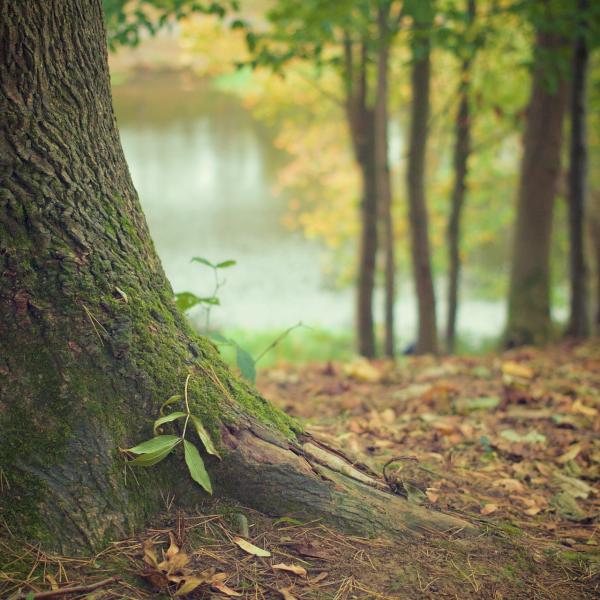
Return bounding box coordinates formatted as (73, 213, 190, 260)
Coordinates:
(123, 375, 218, 494)
(103, 0, 238, 49)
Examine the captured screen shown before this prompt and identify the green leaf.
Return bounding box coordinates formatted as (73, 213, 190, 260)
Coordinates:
(191, 256, 214, 268)
(153, 411, 187, 434)
(183, 440, 212, 494)
(216, 259, 237, 269)
(160, 394, 182, 416)
(175, 292, 203, 312)
(127, 435, 180, 454)
(191, 415, 221, 458)
(128, 442, 178, 467)
(235, 344, 256, 383)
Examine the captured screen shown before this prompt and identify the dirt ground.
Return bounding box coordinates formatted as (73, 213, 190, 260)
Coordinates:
(2, 341, 599, 599)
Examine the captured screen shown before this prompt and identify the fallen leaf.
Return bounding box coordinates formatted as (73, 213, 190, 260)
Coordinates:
(502, 361, 534, 379)
(279, 587, 298, 600)
(493, 478, 526, 493)
(343, 358, 382, 383)
(572, 399, 598, 418)
(557, 443, 583, 464)
(289, 543, 329, 560)
(426, 488, 439, 503)
(143, 540, 159, 568)
(309, 572, 328, 584)
(481, 503, 498, 515)
(174, 576, 206, 596)
(232, 536, 271, 557)
(45, 574, 59, 591)
(166, 531, 180, 560)
(210, 574, 242, 597)
(273, 563, 307, 577)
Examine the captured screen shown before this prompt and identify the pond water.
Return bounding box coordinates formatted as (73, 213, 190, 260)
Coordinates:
(112, 70, 508, 346)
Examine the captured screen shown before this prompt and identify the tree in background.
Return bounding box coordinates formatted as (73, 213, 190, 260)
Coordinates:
(505, 7, 569, 347)
(445, 0, 477, 354)
(565, 0, 600, 338)
(244, 0, 403, 357)
(405, 0, 438, 354)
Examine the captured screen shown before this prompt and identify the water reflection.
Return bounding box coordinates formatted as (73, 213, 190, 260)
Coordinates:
(113, 70, 510, 345)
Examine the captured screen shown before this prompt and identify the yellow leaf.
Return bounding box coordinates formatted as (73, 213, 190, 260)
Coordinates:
(501, 361, 534, 379)
(45, 574, 59, 591)
(232, 536, 271, 557)
(211, 578, 242, 597)
(343, 358, 382, 383)
(279, 587, 298, 600)
(481, 503, 498, 515)
(572, 399, 597, 418)
(143, 540, 159, 568)
(557, 443, 583, 464)
(175, 576, 207, 596)
(272, 563, 308, 577)
(166, 531, 180, 560)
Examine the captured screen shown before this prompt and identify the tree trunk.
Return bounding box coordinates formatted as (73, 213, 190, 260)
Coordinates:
(506, 29, 568, 347)
(344, 39, 378, 358)
(376, 4, 396, 358)
(0, 1, 473, 553)
(589, 191, 600, 331)
(565, 0, 590, 339)
(407, 2, 438, 355)
(445, 0, 475, 355)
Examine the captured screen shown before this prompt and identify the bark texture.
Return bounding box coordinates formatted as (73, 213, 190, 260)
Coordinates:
(506, 30, 568, 347)
(446, 0, 475, 354)
(375, 5, 396, 358)
(0, 0, 472, 553)
(344, 38, 378, 358)
(407, 3, 438, 355)
(566, 0, 590, 339)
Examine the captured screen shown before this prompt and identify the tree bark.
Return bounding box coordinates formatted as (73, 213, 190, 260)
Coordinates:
(445, 0, 475, 355)
(407, 1, 438, 354)
(344, 38, 378, 358)
(565, 0, 590, 339)
(0, 1, 473, 553)
(505, 29, 568, 347)
(376, 4, 396, 358)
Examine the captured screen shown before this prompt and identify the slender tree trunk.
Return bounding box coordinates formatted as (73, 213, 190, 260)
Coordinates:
(566, 0, 590, 339)
(589, 192, 600, 331)
(376, 4, 396, 357)
(407, 1, 438, 354)
(446, 0, 475, 355)
(344, 39, 378, 358)
(0, 1, 473, 553)
(506, 29, 568, 347)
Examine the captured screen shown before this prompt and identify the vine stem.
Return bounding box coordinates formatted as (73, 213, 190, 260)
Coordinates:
(181, 373, 191, 440)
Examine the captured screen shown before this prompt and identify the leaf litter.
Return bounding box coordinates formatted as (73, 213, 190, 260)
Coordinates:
(1, 341, 599, 598)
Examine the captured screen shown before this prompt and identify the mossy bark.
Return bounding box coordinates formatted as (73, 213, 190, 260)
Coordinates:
(506, 29, 568, 347)
(0, 0, 473, 554)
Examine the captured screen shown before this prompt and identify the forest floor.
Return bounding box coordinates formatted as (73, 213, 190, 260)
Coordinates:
(2, 341, 599, 599)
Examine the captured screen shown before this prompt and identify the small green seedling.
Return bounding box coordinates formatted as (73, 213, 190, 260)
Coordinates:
(122, 375, 219, 494)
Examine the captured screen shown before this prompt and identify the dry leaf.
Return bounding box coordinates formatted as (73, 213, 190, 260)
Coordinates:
(557, 443, 583, 464)
(166, 531, 180, 560)
(426, 488, 439, 503)
(343, 358, 382, 383)
(232, 536, 271, 557)
(143, 540, 159, 568)
(481, 503, 498, 515)
(310, 572, 328, 584)
(502, 361, 534, 379)
(45, 574, 59, 591)
(279, 587, 298, 600)
(211, 574, 242, 597)
(572, 399, 597, 418)
(273, 563, 307, 577)
(290, 543, 329, 560)
(493, 478, 526, 493)
(174, 576, 206, 596)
